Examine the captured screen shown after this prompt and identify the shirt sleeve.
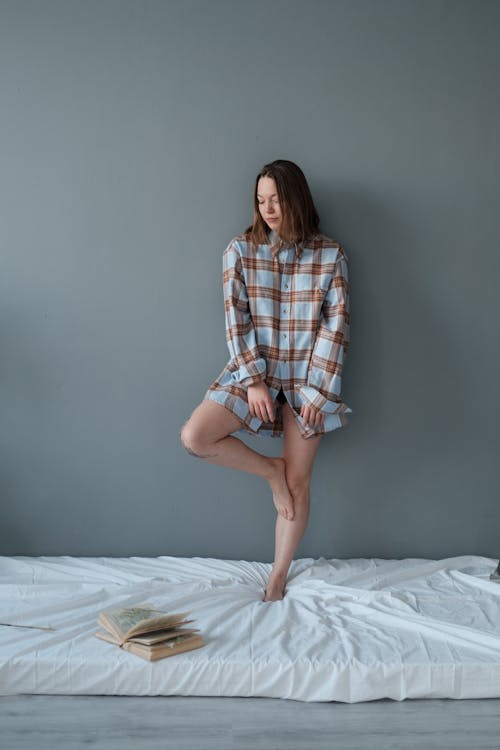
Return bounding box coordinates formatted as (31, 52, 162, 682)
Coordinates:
(298, 249, 350, 412)
(223, 241, 267, 387)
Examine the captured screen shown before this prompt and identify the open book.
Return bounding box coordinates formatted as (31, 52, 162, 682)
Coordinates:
(94, 603, 204, 662)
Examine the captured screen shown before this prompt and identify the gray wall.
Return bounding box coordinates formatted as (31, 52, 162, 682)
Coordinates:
(1, 0, 498, 559)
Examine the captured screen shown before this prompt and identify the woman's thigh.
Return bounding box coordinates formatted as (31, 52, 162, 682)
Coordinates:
(180, 398, 246, 451)
(281, 401, 323, 484)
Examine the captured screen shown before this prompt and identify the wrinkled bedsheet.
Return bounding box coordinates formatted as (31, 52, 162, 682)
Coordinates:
(1, 554, 499, 702)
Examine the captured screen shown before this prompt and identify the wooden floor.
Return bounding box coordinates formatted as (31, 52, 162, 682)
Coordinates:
(1, 695, 500, 749)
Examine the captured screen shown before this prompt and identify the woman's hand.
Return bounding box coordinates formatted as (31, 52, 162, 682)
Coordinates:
(247, 382, 275, 422)
(300, 403, 325, 430)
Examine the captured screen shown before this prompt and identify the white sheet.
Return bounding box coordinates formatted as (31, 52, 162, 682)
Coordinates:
(1, 554, 499, 702)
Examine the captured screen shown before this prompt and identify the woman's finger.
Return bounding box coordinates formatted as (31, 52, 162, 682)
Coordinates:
(264, 399, 275, 422)
(260, 401, 271, 422)
(248, 399, 257, 419)
(301, 405, 324, 428)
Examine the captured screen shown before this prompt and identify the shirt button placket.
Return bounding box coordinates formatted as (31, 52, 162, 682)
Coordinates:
(280, 249, 290, 369)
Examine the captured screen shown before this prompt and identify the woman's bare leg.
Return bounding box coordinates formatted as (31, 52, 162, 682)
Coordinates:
(263, 401, 323, 601)
(180, 398, 295, 520)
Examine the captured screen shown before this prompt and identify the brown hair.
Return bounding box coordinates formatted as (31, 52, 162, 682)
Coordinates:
(243, 159, 321, 246)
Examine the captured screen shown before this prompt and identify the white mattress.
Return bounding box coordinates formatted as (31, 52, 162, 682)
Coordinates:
(1, 554, 500, 703)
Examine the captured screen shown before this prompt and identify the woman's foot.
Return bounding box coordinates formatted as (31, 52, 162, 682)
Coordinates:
(266, 457, 295, 520)
(262, 570, 287, 601)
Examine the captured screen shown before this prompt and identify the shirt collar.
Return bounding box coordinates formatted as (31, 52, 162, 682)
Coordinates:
(268, 228, 305, 259)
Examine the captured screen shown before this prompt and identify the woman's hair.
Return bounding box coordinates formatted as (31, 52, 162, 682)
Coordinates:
(243, 159, 321, 246)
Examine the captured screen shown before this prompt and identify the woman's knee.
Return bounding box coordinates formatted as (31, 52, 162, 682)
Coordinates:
(179, 416, 209, 457)
(285, 471, 312, 497)
(180, 399, 243, 456)
(180, 402, 230, 458)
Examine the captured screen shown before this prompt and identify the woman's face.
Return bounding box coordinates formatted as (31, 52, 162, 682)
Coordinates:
(257, 176, 282, 233)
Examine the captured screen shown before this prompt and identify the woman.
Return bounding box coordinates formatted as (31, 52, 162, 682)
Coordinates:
(180, 159, 352, 602)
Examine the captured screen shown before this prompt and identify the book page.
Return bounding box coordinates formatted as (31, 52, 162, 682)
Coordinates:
(127, 627, 200, 646)
(100, 606, 192, 641)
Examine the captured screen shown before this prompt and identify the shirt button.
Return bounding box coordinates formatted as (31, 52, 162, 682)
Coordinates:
(284, 284, 289, 289)
(283, 308, 287, 313)
(283, 333, 287, 338)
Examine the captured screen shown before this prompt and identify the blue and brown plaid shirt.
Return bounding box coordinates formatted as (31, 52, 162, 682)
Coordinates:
(204, 228, 352, 439)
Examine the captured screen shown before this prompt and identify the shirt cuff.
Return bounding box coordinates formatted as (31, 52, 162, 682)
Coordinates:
(298, 385, 344, 414)
(230, 358, 267, 387)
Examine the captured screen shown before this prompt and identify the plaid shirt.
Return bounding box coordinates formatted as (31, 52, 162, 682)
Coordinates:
(204, 228, 352, 439)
